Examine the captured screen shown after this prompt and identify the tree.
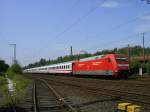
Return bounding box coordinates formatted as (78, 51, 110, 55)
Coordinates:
(0, 59, 9, 73)
(24, 45, 150, 69)
(10, 63, 22, 74)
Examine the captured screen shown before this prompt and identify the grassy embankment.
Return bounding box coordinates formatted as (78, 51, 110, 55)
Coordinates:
(0, 64, 31, 108)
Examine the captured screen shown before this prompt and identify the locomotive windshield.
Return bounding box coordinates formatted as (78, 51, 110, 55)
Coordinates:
(116, 57, 128, 62)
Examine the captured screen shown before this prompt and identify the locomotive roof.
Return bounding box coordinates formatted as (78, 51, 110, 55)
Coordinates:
(79, 55, 104, 62)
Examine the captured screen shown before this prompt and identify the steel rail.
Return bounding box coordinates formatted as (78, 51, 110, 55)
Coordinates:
(46, 78, 150, 106)
(40, 79, 79, 112)
(33, 81, 39, 112)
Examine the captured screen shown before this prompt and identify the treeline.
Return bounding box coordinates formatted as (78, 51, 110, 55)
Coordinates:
(23, 53, 92, 69)
(23, 45, 150, 70)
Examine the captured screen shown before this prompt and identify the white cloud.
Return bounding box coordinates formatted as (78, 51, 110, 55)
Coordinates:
(100, 1, 121, 8)
(142, 15, 150, 21)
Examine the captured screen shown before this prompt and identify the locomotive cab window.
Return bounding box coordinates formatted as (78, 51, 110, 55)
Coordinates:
(116, 58, 127, 62)
(107, 58, 111, 62)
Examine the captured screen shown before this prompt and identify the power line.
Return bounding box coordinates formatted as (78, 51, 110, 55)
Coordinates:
(27, 1, 149, 64)
(52, 0, 107, 40)
(83, 11, 150, 51)
(84, 31, 150, 52)
(33, 0, 107, 58)
(96, 11, 150, 38)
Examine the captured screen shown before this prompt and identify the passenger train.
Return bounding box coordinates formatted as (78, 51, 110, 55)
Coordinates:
(24, 54, 129, 78)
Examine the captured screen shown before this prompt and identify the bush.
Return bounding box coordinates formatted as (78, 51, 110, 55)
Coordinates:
(0, 76, 7, 86)
(130, 60, 141, 74)
(6, 63, 22, 79)
(10, 63, 22, 74)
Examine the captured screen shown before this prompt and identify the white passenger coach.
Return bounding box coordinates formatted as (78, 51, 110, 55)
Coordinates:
(23, 61, 73, 74)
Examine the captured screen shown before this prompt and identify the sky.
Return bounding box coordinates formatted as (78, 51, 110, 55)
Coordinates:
(0, 0, 150, 66)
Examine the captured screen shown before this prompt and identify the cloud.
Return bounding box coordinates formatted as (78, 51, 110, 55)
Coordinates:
(100, 1, 121, 8)
(142, 15, 150, 21)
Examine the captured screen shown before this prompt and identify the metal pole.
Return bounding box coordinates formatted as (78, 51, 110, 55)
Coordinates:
(70, 46, 73, 56)
(9, 44, 16, 64)
(142, 33, 145, 65)
(14, 44, 16, 63)
(128, 44, 130, 63)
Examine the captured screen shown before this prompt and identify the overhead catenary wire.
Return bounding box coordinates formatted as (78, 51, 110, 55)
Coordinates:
(27, 1, 150, 65)
(50, 0, 107, 40)
(83, 11, 150, 51)
(83, 31, 150, 53)
(32, 0, 107, 59)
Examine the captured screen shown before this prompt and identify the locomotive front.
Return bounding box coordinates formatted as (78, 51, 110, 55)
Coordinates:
(114, 54, 129, 78)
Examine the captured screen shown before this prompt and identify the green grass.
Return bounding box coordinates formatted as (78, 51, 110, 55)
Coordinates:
(8, 74, 31, 104)
(0, 76, 11, 107)
(0, 76, 7, 86)
(0, 73, 31, 107)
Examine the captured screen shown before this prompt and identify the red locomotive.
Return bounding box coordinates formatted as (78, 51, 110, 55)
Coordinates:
(24, 54, 129, 78)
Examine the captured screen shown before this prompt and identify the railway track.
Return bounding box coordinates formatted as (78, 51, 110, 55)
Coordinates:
(26, 74, 150, 111)
(44, 78, 150, 108)
(14, 78, 80, 112)
(33, 79, 79, 112)
(38, 75, 150, 96)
